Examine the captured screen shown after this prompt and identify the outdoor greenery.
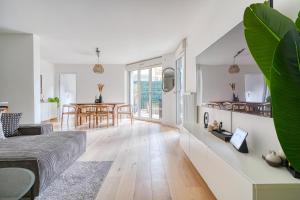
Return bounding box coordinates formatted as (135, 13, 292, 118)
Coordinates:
(244, 3, 300, 171)
(140, 81, 162, 109)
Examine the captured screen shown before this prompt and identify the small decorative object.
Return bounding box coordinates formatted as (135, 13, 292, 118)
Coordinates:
(94, 96, 99, 103)
(40, 94, 45, 103)
(208, 120, 219, 132)
(203, 112, 209, 128)
(262, 151, 283, 167)
(93, 48, 104, 74)
(229, 83, 239, 102)
(97, 83, 104, 103)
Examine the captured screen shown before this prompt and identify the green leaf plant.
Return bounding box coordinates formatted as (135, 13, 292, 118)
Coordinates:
(244, 3, 296, 86)
(244, 3, 300, 172)
(296, 11, 300, 30)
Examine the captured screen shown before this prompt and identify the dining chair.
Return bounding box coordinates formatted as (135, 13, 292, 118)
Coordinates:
(61, 104, 77, 128)
(117, 104, 133, 125)
(232, 102, 247, 112)
(76, 105, 97, 128)
(95, 105, 112, 128)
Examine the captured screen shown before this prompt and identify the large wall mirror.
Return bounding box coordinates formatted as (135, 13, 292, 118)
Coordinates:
(196, 23, 271, 117)
(162, 67, 175, 92)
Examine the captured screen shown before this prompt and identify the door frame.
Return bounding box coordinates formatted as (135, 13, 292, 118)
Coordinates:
(129, 65, 162, 121)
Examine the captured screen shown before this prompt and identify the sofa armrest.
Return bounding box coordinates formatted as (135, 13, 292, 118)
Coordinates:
(18, 124, 53, 136)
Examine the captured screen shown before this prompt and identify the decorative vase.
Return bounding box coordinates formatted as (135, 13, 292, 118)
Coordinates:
(99, 94, 103, 103)
(233, 93, 239, 102)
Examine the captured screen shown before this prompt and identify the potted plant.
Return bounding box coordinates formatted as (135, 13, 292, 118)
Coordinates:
(97, 83, 104, 103)
(48, 97, 60, 107)
(244, 2, 300, 176)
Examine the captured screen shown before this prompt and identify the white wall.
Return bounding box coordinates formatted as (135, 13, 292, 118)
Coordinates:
(40, 59, 55, 100)
(0, 33, 41, 123)
(33, 35, 41, 123)
(162, 53, 176, 126)
(185, 0, 300, 93)
(54, 64, 126, 103)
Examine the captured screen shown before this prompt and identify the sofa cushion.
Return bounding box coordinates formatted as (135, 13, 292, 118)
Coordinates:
(0, 112, 5, 140)
(0, 131, 86, 196)
(1, 113, 22, 137)
(18, 123, 53, 136)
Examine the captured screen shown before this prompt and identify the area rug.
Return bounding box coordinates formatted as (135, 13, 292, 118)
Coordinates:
(35, 161, 113, 200)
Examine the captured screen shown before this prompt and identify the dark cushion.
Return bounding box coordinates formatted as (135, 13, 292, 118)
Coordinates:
(18, 123, 53, 136)
(1, 113, 22, 137)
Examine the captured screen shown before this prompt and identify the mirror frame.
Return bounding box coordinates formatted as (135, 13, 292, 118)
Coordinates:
(162, 67, 175, 92)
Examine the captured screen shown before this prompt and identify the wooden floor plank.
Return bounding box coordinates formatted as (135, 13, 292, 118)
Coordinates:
(55, 120, 215, 200)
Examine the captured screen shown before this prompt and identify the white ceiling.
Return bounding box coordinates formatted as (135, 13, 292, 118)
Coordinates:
(0, 0, 206, 64)
(196, 23, 256, 66)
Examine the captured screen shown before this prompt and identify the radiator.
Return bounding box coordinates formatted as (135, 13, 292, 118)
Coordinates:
(183, 93, 197, 124)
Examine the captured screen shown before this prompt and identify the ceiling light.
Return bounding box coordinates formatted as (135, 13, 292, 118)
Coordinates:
(228, 48, 245, 74)
(93, 48, 104, 74)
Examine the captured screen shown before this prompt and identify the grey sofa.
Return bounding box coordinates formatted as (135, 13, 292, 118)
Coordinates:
(0, 124, 86, 197)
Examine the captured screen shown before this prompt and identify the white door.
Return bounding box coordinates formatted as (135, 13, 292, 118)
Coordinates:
(59, 73, 77, 107)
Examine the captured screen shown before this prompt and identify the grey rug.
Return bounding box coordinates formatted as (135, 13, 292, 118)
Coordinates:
(35, 161, 113, 200)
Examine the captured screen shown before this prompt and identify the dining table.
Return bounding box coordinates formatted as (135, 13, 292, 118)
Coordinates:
(71, 102, 125, 126)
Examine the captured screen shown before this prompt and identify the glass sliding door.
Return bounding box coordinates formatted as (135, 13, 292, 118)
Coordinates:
(129, 66, 162, 121)
(151, 67, 162, 119)
(130, 71, 139, 117)
(140, 69, 150, 118)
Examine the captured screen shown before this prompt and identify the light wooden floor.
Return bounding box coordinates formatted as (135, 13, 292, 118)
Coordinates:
(54, 120, 215, 200)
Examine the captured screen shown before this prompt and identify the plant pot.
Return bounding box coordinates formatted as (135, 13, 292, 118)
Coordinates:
(287, 165, 300, 179)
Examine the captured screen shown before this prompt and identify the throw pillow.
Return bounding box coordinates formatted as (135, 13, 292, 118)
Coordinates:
(1, 113, 22, 137)
(0, 112, 5, 140)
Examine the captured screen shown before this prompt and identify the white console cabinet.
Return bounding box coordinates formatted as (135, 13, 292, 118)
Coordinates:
(41, 102, 58, 121)
(180, 123, 300, 200)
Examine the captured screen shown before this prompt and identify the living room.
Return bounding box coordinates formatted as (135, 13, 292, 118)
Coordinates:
(1, 0, 300, 200)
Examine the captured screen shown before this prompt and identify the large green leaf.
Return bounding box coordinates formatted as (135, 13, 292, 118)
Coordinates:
(271, 29, 300, 171)
(296, 11, 300, 31)
(244, 3, 296, 85)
